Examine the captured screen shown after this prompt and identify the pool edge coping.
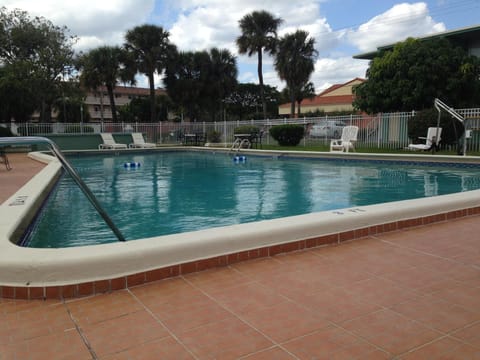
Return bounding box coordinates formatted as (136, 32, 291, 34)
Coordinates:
(1, 148, 480, 299)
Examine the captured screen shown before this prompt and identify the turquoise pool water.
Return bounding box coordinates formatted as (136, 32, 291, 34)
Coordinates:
(24, 152, 480, 248)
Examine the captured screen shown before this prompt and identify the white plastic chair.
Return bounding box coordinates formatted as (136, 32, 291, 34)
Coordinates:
(98, 133, 127, 150)
(330, 126, 359, 152)
(129, 133, 156, 148)
(408, 127, 442, 151)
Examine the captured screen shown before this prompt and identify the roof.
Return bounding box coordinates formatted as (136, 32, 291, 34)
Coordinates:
(92, 85, 166, 96)
(353, 23, 480, 60)
(278, 78, 364, 108)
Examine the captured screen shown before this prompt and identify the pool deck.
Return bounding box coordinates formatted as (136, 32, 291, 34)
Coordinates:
(1, 153, 480, 359)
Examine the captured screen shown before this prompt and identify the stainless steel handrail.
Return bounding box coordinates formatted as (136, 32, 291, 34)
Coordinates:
(0, 136, 126, 242)
(434, 98, 467, 156)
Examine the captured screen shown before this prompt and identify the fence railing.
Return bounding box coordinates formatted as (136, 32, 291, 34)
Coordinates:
(2, 108, 480, 151)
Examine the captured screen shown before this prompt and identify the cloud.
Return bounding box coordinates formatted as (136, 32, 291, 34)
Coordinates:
(0, 0, 449, 94)
(0, 0, 155, 51)
(347, 2, 445, 52)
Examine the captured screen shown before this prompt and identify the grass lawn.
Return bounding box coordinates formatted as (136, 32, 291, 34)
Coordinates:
(259, 144, 480, 156)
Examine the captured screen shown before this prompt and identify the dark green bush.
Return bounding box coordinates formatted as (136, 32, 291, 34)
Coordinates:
(207, 130, 221, 143)
(0, 126, 14, 137)
(234, 125, 259, 135)
(269, 124, 305, 146)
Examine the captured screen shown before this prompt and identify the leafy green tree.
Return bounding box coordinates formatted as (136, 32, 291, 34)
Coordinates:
(55, 81, 89, 122)
(125, 25, 176, 122)
(118, 95, 172, 122)
(0, 7, 77, 122)
(165, 48, 238, 121)
(274, 30, 317, 117)
(164, 50, 207, 121)
(224, 83, 280, 120)
(354, 38, 480, 113)
(78, 46, 135, 122)
(295, 82, 316, 117)
(207, 48, 238, 121)
(0, 62, 38, 122)
(236, 10, 283, 119)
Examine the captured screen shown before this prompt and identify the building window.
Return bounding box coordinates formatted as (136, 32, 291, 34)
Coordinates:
(94, 106, 99, 112)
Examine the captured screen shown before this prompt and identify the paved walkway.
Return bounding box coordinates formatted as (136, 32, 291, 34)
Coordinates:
(0, 153, 46, 204)
(1, 152, 480, 359)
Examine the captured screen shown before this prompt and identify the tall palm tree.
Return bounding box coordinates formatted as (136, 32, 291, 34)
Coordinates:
(236, 10, 283, 119)
(78, 46, 135, 122)
(125, 25, 176, 122)
(274, 30, 317, 117)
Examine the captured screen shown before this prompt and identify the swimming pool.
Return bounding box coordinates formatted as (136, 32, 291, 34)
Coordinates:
(24, 151, 480, 248)
(2, 148, 480, 298)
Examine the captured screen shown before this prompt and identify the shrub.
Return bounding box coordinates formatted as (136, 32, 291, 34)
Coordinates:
(234, 125, 259, 135)
(269, 124, 305, 146)
(207, 130, 221, 143)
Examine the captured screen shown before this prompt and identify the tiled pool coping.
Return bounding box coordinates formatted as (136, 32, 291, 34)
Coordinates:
(1, 148, 480, 300)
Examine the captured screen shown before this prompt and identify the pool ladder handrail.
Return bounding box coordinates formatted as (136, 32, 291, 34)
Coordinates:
(229, 138, 251, 154)
(0, 136, 126, 242)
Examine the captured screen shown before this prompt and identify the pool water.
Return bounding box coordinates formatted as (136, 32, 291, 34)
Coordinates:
(24, 152, 480, 248)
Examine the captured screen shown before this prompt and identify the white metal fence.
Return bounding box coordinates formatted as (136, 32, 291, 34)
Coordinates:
(2, 108, 480, 150)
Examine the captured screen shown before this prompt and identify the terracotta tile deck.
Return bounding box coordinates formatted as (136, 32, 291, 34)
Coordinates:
(1, 153, 480, 359)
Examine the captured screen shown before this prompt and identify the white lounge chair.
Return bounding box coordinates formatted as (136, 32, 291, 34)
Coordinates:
(408, 127, 442, 151)
(98, 133, 127, 150)
(330, 126, 359, 152)
(129, 133, 156, 148)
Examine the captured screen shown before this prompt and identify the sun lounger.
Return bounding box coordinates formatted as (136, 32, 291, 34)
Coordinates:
(98, 133, 127, 150)
(129, 133, 156, 148)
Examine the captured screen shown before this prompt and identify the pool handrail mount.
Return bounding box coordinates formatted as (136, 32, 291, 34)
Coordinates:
(0, 136, 126, 242)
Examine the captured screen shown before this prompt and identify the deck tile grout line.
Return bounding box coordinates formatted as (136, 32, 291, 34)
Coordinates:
(126, 288, 201, 360)
(180, 273, 303, 359)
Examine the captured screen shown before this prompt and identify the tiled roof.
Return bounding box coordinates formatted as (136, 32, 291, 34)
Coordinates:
(278, 78, 364, 108)
(279, 94, 355, 108)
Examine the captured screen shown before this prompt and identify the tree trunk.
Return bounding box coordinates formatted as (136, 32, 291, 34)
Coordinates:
(148, 72, 156, 122)
(106, 84, 117, 122)
(257, 49, 267, 119)
(290, 91, 295, 117)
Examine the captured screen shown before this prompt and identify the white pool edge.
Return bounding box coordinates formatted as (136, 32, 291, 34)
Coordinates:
(1, 150, 480, 290)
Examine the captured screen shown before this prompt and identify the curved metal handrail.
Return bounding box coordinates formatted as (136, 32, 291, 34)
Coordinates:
(0, 136, 126, 242)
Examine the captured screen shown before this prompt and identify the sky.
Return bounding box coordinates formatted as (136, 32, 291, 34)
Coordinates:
(1, 0, 479, 93)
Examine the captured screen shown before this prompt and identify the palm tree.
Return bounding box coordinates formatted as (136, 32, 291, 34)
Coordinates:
(208, 48, 238, 121)
(274, 30, 317, 117)
(78, 46, 135, 122)
(296, 82, 316, 117)
(125, 25, 176, 122)
(236, 10, 283, 119)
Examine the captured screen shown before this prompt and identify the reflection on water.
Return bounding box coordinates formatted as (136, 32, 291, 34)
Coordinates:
(26, 153, 480, 248)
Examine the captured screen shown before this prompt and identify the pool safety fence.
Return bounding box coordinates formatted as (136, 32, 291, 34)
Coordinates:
(2, 107, 480, 151)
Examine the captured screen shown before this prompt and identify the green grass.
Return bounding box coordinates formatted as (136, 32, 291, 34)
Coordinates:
(259, 143, 480, 156)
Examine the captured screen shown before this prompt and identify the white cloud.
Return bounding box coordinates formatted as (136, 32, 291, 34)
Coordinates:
(0, 0, 155, 51)
(0, 0, 449, 94)
(348, 2, 445, 52)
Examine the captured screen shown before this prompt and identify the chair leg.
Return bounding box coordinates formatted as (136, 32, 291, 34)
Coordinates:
(0, 151, 12, 171)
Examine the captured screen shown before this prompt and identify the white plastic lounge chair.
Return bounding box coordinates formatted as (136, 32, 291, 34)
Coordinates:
(330, 126, 359, 152)
(98, 133, 127, 150)
(408, 127, 442, 151)
(129, 133, 156, 148)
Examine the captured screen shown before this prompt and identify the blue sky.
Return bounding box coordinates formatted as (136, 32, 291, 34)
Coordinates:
(1, 0, 479, 92)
